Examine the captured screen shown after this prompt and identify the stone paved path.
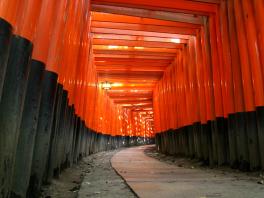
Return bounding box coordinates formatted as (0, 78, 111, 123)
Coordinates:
(111, 145, 264, 198)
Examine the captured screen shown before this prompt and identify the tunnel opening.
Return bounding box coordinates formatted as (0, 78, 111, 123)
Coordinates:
(0, 0, 264, 197)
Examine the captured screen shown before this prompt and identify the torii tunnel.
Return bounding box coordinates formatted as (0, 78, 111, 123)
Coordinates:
(0, 0, 264, 197)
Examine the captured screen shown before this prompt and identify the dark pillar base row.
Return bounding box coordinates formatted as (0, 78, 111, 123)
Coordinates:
(0, 19, 154, 198)
(156, 111, 264, 172)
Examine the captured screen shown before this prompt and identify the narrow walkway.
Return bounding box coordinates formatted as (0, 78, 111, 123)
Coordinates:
(111, 145, 264, 198)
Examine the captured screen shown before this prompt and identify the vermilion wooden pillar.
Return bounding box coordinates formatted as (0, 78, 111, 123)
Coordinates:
(0, 0, 23, 27)
(234, 0, 260, 170)
(0, 0, 42, 196)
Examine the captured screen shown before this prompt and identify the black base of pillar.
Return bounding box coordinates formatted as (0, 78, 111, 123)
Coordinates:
(246, 111, 261, 171)
(11, 60, 45, 198)
(0, 35, 32, 197)
(0, 18, 12, 102)
(227, 113, 239, 168)
(193, 122, 202, 160)
(155, 110, 263, 172)
(28, 71, 58, 198)
(44, 84, 63, 184)
(234, 112, 250, 171)
(215, 117, 229, 166)
(256, 106, 264, 170)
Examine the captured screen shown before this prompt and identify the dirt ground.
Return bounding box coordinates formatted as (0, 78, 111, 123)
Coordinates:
(40, 150, 136, 198)
(40, 161, 86, 198)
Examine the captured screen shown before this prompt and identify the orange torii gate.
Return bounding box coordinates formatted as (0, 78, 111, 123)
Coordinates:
(0, 0, 264, 197)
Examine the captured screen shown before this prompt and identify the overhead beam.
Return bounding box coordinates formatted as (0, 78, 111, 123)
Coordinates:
(93, 50, 177, 57)
(99, 77, 159, 82)
(91, 4, 204, 24)
(106, 86, 155, 90)
(93, 45, 180, 53)
(94, 54, 173, 60)
(91, 21, 197, 35)
(91, 0, 218, 15)
(110, 86, 156, 90)
(96, 66, 167, 72)
(93, 34, 188, 43)
(96, 65, 169, 69)
(108, 93, 152, 97)
(99, 76, 161, 81)
(91, 28, 192, 39)
(92, 11, 201, 28)
(98, 71, 163, 76)
(188, 0, 220, 4)
(94, 57, 173, 62)
(99, 75, 162, 83)
(114, 99, 152, 104)
(108, 96, 152, 99)
(92, 38, 184, 49)
(121, 104, 153, 108)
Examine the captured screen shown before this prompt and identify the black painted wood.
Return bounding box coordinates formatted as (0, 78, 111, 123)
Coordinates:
(11, 60, 44, 198)
(0, 18, 12, 102)
(0, 36, 32, 197)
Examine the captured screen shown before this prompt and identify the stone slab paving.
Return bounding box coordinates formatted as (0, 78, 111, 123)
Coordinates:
(111, 145, 264, 198)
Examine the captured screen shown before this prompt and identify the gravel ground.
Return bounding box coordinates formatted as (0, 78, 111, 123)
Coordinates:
(40, 150, 136, 198)
(78, 150, 137, 198)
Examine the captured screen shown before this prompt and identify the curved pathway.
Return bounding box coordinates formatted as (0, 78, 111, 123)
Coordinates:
(111, 145, 264, 198)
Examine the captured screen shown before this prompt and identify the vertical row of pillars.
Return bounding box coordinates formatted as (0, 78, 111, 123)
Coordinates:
(153, 0, 264, 174)
(0, 18, 153, 198)
(156, 110, 264, 171)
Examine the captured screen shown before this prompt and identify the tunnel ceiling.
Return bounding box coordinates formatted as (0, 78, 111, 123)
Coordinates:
(90, 0, 211, 112)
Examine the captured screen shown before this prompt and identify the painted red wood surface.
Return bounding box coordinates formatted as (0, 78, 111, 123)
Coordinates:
(0, 0, 263, 137)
